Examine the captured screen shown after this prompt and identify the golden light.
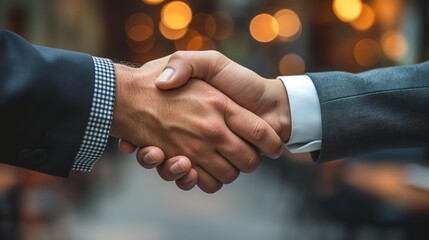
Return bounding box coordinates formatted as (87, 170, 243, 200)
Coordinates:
(351, 4, 375, 31)
(127, 35, 155, 53)
(333, 0, 363, 22)
(249, 14, 279, 43)
(205, 15, 217, 37)
(159, 21, 188, 40)
(142, 0, 165, 5)
(274, 9, 302, 41)
(279, 54, 305, 75)
(381, 30, 408, 61)
(374, 0, 402, 28)
(187, 35, 203, 50)
(175, 30, 200, 50)
(354, 39, 381, 67)
(161, 1, 192, 30)
(125, 13, 154, 42)
(207, 12, 234, 40)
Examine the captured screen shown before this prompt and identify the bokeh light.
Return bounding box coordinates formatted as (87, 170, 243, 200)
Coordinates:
(333, 0, 363, 22)
(186, 36, 216, 50)
(279, 54, 305, 75)
(127, 34, 155, 53)
(175, 29, 200, 50)
(351, 4, 375, 31)
(374, 0, 402, 27)
(274, 9, 302, 42)
(161, 1, 192, 30)
(249, 14, 279, 43)
(142, 0, 165, 5)
(354, 39, 381, 67)
(125, 13, 154, 42)
(207, 12, 234, 40)
(159, 21, 188, 40)
(381, 30, 408, 61)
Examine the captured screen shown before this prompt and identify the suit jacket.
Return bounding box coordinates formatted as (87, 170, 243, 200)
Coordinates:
(0, 30, 95, 176)
(307, 62, 429, 163)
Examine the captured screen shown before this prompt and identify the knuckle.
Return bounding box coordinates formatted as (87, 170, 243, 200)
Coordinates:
(200, 120, 224, 140)
(251, 120, 268, 142)
(171, 51, 188, 61)
(243, 153, 260, 173)
(208, 94, 228, 111)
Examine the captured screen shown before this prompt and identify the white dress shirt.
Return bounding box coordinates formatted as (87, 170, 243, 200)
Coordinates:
(278, 75, 322, 153)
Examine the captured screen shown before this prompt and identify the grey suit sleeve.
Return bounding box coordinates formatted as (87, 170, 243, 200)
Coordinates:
(306, 62, 429, 163)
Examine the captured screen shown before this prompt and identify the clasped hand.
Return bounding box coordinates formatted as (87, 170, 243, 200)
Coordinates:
(111, 51, 291, 193)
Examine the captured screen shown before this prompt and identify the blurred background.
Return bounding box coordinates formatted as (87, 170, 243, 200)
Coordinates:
(1, 0, 429, 239)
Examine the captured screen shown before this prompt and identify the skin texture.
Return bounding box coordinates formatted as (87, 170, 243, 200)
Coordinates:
(111, 56, 284, 193)
(118, 51, 291, 193)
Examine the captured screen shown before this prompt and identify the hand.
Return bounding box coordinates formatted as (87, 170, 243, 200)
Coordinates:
(120, 51, 291, 191)
(111, 56, 283, 193)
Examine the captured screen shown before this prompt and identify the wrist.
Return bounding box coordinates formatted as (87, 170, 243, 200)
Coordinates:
(110, 63, 137, 138)
(265, 78, 291, 142)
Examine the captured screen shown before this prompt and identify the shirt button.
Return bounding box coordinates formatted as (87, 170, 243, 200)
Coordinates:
(19, 149, 33, 161)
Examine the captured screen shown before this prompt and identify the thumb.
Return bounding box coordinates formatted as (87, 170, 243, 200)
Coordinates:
(155, 51, 229, 90)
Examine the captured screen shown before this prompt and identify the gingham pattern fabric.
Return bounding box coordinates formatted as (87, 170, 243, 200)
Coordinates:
(72, 57, 116, 171)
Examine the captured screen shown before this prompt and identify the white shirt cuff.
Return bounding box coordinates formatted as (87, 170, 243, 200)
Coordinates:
(277, 75, 322, 153)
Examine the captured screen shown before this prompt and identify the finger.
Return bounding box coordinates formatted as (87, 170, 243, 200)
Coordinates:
(199, 153, 240, 184)
(175, 168, 198, 191)
(224, 99, 284, 159)
(118, 139, 137, 154)
(156, 156, 192, 181)
(155, 51, 229, 90)
(216, 133, 260, 173)
(194, 166, 223, 194)
(136, 146, 166, 169)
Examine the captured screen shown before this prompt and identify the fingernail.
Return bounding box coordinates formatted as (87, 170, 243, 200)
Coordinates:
(143, 153, 157, 165)
(170, 161, 186, 174)
(181, 174, 193, 184)
(156, 68, 175, 83)
(273, 148, 284, 159)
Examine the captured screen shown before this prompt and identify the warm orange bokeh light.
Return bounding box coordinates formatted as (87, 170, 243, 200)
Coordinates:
(249, 14, 279, 43)
(354, 39, 381, 67)
(279, 54, 305, 75)
(333, 0, 363, 22)
(175, 29, 200, 50)
(374, 0, 402, 27)
(351, 4, 375, 31)
(159, 21, 188, 40)
(161, 1, 192, 30)
(142, 0, 165, 5)
(381, 30, 408, 61)
(127, 35, 155, 53)
(274, 9, 302, 41)
(125, 13, 154, 42)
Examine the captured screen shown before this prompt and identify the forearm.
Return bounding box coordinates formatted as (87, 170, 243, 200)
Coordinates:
(0, 30, 98, 176)
(308, 62, 429, 162)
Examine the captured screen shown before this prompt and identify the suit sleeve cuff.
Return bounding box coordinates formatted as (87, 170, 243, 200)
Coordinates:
(72, 57, 116, 172)
(277, 75, 322, 153)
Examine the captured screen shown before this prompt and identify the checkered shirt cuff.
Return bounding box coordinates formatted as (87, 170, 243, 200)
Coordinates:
(72, 57, 116, 172)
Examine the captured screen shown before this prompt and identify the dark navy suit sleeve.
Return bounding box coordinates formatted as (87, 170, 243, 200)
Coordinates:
(307, 62, 429, 163)
(0, 30, 95, 177)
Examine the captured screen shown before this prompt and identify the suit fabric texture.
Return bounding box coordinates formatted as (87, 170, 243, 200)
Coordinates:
(308, 62, 429, 163)
(0, 30, 95, 176)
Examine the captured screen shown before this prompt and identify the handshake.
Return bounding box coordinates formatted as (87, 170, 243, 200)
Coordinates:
(110, 51, 291, 193)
